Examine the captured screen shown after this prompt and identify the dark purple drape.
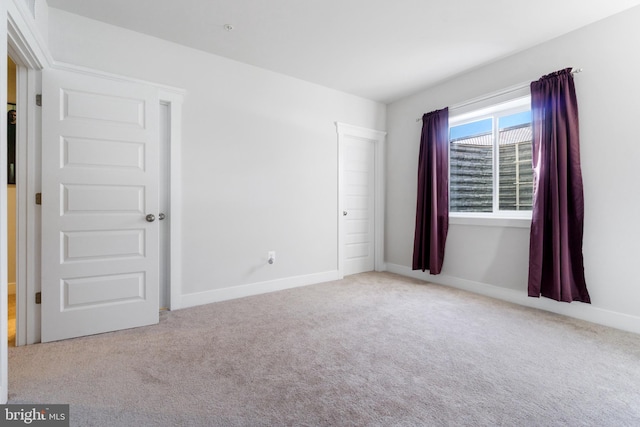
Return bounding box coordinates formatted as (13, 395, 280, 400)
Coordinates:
(528, 68, 590, 303)
(412, 107, 449, 274)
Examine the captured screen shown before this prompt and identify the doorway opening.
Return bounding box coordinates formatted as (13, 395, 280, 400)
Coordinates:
(6, 55, 17, 348)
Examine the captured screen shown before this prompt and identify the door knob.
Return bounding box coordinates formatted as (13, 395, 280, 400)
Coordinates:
(343, 211, 348, 216)
(158, 213, 166, 220)
(145, 214, 155, 222)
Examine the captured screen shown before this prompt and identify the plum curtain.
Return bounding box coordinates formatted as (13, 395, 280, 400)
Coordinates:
(528, 68, 590, 303)
(412, 107, 449, 274)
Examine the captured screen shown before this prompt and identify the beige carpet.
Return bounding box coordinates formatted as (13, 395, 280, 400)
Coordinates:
(7, 272, 640, 426)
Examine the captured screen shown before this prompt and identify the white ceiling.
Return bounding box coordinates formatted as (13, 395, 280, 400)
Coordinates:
(46, 0, 640, 104)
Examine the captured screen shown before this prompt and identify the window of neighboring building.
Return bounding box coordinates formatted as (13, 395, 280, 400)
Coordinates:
(449, 96, 533, 216)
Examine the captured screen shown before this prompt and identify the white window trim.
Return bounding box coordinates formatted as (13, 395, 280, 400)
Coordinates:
(449, 94, 533, 223)
(449, 95, 530, 126)
(449, 212, 531, 229)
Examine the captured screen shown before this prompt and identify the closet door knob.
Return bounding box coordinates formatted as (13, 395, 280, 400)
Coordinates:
(145, 214, 156, 222)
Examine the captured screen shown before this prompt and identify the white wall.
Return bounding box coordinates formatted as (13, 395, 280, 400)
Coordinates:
(385, 6, 640, 332)
(46, 9, 386, 301)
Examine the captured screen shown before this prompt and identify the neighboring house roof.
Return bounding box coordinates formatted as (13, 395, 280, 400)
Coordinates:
(451, 125, 532, 146)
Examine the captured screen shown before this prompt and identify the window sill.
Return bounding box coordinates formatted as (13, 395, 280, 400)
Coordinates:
(449, 213, 531, 229)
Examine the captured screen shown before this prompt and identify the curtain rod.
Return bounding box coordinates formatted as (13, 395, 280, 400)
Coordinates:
(415, 68, 583, 122)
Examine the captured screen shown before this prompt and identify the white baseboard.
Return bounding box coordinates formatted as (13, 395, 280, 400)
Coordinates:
(8, 283, 16, 295)
(178, 270, 342, 310)
(385, 263, 640, 335)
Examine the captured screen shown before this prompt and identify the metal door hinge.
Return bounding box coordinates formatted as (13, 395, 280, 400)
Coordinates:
(35, 193, 42, 205)
(35, 292, 41, 304)
(36, 94, 42, 106)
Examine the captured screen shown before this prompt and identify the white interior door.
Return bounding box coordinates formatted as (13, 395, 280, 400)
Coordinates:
(41, 68, 160, 342)
(343, 136, 375, 275)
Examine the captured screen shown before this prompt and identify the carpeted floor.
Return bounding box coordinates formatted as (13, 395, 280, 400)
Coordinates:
(7, 272, 640, 426)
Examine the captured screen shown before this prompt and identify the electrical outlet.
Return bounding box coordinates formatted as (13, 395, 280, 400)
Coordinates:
(268, 251, 276, 264)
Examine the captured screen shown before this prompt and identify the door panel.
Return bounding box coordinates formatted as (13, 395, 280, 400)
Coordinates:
(41, 68, 160, 342)
(343, 138, 375, 275)
(63, 137, 145, 170)
(63, 184, 145, 213)
(63, 229, 144, 260)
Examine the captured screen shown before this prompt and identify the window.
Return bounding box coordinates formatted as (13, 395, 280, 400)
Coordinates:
(449, 96, 532, 216)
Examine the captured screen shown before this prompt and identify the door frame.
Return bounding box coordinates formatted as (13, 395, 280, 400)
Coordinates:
(157, 90, 184, 311)
(13, 58, 41, 346)
(3, 0, 50, 404)
(335, 122, 387, 278)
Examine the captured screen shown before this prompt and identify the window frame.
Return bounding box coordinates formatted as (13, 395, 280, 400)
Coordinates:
(448, 95, 533, 225)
